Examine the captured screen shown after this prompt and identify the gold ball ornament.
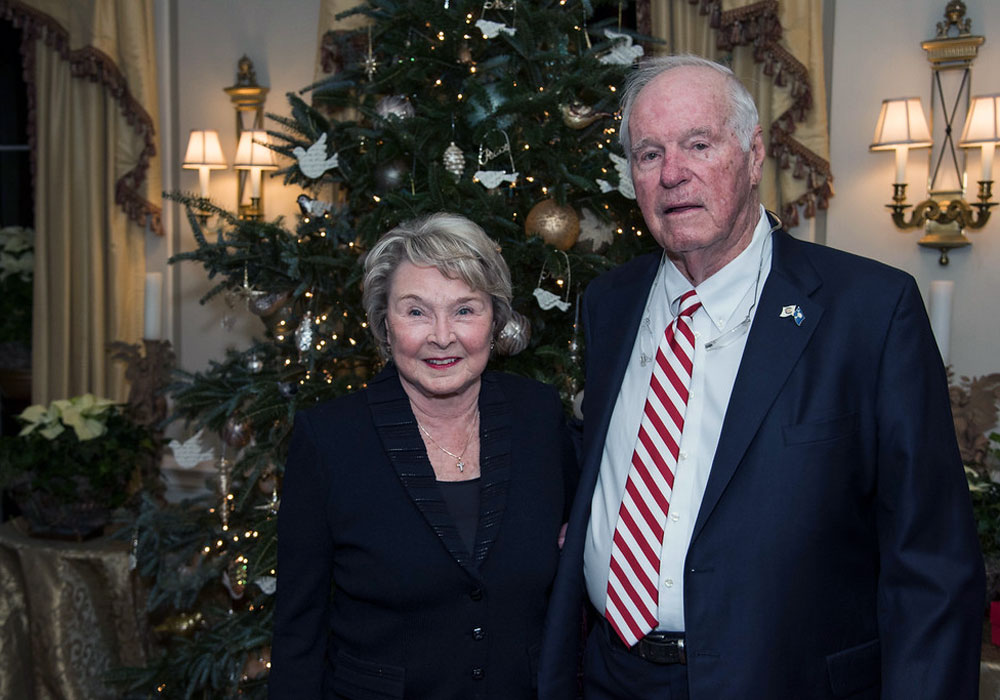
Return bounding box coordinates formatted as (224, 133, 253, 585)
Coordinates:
(525, 199, 580, 251)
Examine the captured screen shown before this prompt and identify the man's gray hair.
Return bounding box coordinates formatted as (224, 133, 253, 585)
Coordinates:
(363, 212, 513, 360)
(618, 54, 759, 158)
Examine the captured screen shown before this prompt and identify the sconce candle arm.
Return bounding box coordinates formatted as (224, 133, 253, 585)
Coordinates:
(885, 181, 996, 230)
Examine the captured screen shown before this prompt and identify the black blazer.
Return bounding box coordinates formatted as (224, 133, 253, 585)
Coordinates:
(270, 365, 577, 700)
(539, 224, 985, 699)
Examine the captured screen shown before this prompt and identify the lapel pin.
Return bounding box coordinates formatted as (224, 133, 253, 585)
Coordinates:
(780, 305, 805, 326)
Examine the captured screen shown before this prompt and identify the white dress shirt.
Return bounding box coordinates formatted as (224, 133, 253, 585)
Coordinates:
(584, 206, 774, 632)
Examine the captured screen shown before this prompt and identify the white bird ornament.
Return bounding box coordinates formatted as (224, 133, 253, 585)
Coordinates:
(293, 133, 340, 180)
(168, 429, 215, 469)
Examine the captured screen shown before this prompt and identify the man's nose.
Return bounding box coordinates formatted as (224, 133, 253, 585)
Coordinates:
(659, 156, 688, 189)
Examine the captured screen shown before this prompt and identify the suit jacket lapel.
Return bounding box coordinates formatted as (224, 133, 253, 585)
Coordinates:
(367, 366, 510, 577)
(691, 230, 824, 541)
(583, 253, 661, 481)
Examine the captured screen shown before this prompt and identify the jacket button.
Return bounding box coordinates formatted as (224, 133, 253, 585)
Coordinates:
(469, 587, 483, 601)
(472, 626, 485, 641)
(471, 667, 485, 680)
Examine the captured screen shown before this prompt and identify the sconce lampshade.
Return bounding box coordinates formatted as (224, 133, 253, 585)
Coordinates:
(959, 94, 1000, 146)
(182, 129, 227, 169)
(233, 130, 278, 170)
(870, 98, 933, 150)
(959, 94, 1000, 183)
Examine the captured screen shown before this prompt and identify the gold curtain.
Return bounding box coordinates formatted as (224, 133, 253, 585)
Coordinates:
(644, 0, 832, 229)
(1, 0, 161, 404)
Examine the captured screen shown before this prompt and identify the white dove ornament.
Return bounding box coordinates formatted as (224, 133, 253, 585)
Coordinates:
(474, 170, 519, 189)
(609, 153, 635, 200)
(476, 19, 517, 38)
(599, 30, 644, 66)
(293, 133, 340, 180)
(168, 429, 215, 469)
(533, 288, 571, 312)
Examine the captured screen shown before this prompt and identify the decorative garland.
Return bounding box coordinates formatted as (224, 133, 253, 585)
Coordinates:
(638, 0, 833, 228)
(0, 0, 163, 234)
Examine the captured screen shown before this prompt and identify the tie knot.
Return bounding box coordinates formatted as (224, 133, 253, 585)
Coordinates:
(676, 290, 701, 318)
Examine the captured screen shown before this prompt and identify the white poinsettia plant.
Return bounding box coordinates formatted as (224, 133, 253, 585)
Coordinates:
(0, 393, 157, 508)
(0, 225, 33, 282)
(19, 393, 117, 441)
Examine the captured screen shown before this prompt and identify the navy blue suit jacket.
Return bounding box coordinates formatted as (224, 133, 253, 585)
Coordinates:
(270, 366, 576, 699)
(538, 225, 984, 699)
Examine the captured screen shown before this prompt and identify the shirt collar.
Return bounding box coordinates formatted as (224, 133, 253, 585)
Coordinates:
(661, 204, 773, 328)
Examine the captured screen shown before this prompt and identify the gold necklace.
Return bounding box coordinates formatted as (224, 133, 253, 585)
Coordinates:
(417, 409, 479, 472)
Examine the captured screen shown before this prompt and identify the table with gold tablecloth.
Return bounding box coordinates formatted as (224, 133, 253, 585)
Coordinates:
(0, 518, 148, 700)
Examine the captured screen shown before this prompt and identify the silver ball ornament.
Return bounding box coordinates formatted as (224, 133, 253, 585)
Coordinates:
(374, 158, 409, 193)
(246, 354, 264, 374)
(249, 290, 290, 317)
(221, 416, 253, 449)
(375, 95, 415, 122)
(495, 311, 531, 356)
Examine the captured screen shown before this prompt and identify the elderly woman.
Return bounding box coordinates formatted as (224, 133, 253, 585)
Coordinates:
(269, 212, 577, 699)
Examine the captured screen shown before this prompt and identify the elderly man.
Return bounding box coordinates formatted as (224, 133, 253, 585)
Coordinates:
(538, 54, 984, 700)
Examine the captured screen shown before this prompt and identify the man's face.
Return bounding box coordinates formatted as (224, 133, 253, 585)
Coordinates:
(628, 66, 765, 278)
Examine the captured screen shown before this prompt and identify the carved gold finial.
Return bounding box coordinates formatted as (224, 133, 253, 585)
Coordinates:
(937, 0, 972, 38)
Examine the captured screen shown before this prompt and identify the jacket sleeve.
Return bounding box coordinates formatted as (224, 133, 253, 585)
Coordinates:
(268, 411, 335, 699)
(874, 276, 985, 699)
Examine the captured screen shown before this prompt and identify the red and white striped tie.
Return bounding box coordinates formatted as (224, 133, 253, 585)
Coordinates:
(605, 289, 701, 647)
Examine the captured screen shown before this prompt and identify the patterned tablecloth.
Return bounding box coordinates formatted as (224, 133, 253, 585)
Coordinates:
(0, 518, 148, 699)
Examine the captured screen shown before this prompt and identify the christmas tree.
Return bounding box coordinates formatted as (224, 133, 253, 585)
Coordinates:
(118, 0, 655, 696)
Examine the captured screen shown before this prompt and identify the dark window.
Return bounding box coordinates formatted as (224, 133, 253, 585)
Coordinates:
(0, 19, 32, 228)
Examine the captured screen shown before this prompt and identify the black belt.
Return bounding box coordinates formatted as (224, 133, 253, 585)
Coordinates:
(604, 618, 687, 665)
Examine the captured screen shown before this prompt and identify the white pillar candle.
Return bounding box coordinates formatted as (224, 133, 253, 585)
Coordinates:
(144, 272, 163, 340)
(981, 142, 995, 183)
(249, 167, 262, 199)
(928, 280, 954, 365)
(894, 146, 908, 184)
(198, 167, 211, 197)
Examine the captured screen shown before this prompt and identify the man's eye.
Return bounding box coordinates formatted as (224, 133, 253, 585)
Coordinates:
(692, 142, 709, 151)
(640, 151, 659, 162)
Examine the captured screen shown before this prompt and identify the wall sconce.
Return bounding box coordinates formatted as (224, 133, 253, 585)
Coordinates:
(225, 56, 270, 220)
(869, 0, 996, 264)
(233, 130, 278, 221)
(181, 129, 227, 222)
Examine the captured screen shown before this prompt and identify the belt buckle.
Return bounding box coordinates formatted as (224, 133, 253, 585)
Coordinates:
(637, 633, 686, 665)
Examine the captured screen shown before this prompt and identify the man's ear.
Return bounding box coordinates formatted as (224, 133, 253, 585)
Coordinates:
(748, 125, 765, 186)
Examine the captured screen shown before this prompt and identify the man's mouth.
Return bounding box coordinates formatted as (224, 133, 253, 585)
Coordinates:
(663, 203, 701, 215)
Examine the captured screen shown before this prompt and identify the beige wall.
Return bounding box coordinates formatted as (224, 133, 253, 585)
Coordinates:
(155, 0, 321, 375)
(827, 0, 1000, 379)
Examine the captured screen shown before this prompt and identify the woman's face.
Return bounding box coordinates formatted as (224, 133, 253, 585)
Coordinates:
(385, 261, 493, 402)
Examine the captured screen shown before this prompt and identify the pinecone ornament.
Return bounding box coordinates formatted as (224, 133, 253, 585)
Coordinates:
(443, 142, 465, 178)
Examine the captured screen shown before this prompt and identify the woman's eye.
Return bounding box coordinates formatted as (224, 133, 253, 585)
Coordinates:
(407, 308, 423, 317)
(457, 307, 472, 316)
